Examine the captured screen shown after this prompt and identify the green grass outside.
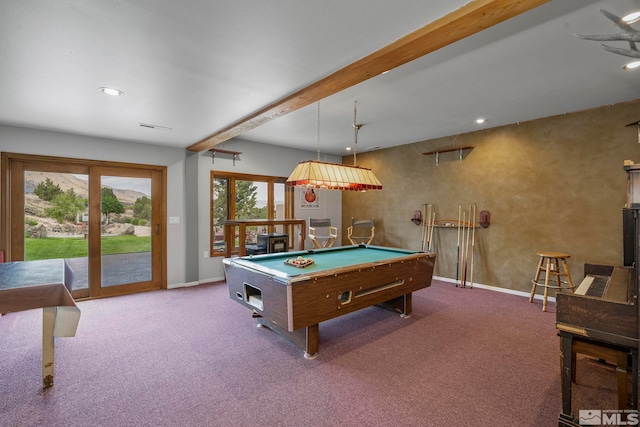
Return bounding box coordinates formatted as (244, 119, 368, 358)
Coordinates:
(25, 235, 151, 260)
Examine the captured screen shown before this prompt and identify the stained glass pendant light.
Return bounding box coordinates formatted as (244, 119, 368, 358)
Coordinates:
(286, 101, 382, 191)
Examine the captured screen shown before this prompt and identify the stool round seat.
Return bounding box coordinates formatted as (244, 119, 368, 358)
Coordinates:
(536, 251, 570, 258)
(529, 251, 574, 312)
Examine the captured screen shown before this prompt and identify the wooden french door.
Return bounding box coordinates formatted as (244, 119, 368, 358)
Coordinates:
(1, 153, 166, 299)
(90, 166, 164, 297)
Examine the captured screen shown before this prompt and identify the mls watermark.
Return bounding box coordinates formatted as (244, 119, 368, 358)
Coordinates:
(579, 410, 639, 425)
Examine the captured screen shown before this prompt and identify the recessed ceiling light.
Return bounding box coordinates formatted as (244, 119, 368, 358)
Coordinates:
(623, 11, 640, 24)
(346, 147, 352, 151)
(475, 118, 487, 124)
(99, 87, 123, 96)
(623, 61, 640, 71)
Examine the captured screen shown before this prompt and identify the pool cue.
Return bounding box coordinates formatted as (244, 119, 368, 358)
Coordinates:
(470, 203, 477, 289)
(427, 211, 436, 252)
(428, 207, 434, 251)
(461, 206, 471, 288)
(461, 209, 467, 287)
(426, 205, 433, 251)
(460, 210, 467, 287)
(421, 204, 430, 252)
(456, 205, 461, 286)
(425, 209, 433, 252)
(420, 204, 427, 252)
(464, 205, 472, 287)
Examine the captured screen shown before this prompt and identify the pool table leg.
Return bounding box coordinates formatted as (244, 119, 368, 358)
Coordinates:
(378, 293, 412, 318)
(255, 316, 319, 359)
(304, 325, 319, 359)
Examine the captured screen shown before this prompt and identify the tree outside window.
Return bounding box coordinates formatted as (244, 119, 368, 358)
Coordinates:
(101, 187, 124, 224)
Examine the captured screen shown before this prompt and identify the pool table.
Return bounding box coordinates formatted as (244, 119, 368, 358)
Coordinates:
(223, 244, 436, 358)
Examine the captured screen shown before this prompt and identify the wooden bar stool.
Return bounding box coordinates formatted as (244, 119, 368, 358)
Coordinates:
(529, 251, 575, 312)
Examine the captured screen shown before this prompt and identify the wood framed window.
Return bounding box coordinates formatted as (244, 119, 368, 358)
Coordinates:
(210, 171, 293, 257)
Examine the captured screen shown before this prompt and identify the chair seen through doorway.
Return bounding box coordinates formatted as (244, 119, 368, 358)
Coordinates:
(347, 217, 375, 245)
(308, 218, 338, 249)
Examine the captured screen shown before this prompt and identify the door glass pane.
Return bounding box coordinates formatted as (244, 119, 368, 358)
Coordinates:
(212, 177, 228, 255)
(24, 171, 89, 291)
(100, 176, 151, 287)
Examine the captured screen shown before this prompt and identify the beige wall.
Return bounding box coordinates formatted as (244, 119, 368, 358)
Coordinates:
(343, 99, 640, 293)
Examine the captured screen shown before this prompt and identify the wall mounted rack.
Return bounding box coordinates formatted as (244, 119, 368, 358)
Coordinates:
(422, 146, 473, 166)
(209, 148, 242, 166)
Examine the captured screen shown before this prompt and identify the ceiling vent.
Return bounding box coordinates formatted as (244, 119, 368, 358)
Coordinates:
(139, 123, 172, 131)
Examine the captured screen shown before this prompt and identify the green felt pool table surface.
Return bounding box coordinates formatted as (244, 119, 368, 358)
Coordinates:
(233, 245, 421, 277)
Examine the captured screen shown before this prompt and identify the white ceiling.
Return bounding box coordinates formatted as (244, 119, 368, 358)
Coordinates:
(0, 0, 638, 156)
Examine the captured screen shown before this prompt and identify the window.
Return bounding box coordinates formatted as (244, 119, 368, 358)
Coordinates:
(210, 171, 293, 256)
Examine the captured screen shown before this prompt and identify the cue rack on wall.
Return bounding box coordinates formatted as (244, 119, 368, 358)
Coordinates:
(416, 204, 488, 288)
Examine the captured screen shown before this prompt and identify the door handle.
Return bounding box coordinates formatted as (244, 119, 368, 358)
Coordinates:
(156, 224, 161, 235)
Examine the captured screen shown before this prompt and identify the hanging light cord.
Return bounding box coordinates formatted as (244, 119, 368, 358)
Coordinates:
(316, 102, 321, 161)
(353, 101, 362, 166)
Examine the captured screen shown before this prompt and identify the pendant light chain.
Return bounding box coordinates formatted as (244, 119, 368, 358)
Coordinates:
(353, 101, 362, 166)
(316, 102, 321, 161)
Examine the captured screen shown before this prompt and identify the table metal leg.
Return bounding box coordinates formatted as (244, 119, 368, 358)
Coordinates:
(378, 294, 412, 318)
(256, 316, 320, 359)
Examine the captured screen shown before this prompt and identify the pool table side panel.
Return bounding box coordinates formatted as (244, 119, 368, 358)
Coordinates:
(289, 255, 435, 330)
(225, 264, 291, 330)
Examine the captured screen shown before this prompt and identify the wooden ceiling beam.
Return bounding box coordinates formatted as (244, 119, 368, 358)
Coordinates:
(187, 0, 550, 152)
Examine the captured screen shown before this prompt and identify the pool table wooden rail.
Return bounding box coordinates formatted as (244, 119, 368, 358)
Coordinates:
(224, 247, 436, 358)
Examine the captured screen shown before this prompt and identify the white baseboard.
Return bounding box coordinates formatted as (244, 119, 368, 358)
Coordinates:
(167, 277, 225, 289)
(199, 276, 225, 285)
(434, 275, 554, 303)
(167, 282, 186, 289)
